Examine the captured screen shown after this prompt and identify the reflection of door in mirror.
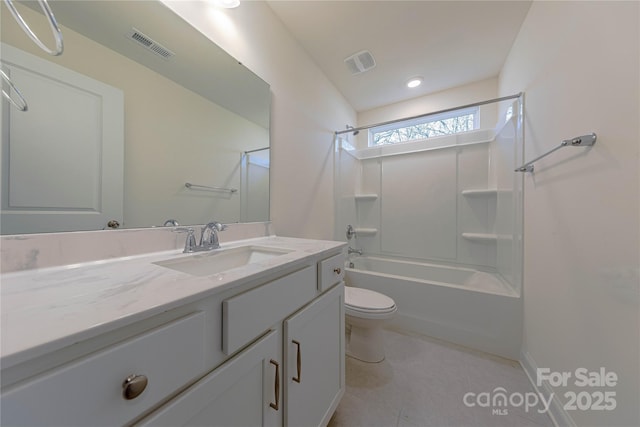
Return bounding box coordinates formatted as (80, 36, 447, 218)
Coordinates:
(1, 44, 124, 234)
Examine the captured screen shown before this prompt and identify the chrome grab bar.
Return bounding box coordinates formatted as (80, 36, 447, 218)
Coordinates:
(515, 133, 597, 173)
(3, 0, 64, 56)
(1, 69, 28, 111)
(185, 182, 238, 193)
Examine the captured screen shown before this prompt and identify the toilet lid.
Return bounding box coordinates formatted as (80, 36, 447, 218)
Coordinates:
(345, 287, 395, 311)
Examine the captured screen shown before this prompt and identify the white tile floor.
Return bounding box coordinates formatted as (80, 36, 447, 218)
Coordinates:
(329, 328, 554, 427)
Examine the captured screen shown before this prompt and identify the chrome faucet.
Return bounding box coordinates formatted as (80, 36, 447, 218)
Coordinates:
(198, 222, 227, 250)
(348, 247, 363, 256)
(173, 222, 227, 253)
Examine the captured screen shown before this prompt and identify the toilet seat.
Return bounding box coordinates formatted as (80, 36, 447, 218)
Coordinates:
(345, 287, 397, 319)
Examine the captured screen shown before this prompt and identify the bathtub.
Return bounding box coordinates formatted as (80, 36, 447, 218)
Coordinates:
(345, 256, 522, 359)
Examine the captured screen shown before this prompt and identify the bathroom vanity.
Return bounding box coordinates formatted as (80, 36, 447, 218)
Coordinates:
(0, 231, 346, 426)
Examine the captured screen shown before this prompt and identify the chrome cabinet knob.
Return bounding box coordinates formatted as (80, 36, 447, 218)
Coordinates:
(333, 268, 341, 275)
(122, 374, 148, 400)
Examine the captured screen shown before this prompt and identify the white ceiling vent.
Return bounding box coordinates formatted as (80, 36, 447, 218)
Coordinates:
(344, 50, 376, 75)
(126, 28, 175, 60)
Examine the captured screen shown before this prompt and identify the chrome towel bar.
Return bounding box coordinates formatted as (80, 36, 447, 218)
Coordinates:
(185, 182, 238, 193)
(515, 133, 597, 173)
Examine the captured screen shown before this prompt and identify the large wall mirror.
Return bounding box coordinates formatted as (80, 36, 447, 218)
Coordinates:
(1, 0, 270, 235)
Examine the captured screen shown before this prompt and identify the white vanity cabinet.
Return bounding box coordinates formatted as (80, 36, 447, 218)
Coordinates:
(0, 312, 209, 426)
(1, 245, 346, 427)
(137, 258, 345, 427)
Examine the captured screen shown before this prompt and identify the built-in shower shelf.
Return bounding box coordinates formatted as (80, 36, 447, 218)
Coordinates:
(461, 233, 498, 242)
(462, 233, 514, 242)
(354, 194, 378, 201)
(461, 189, 498, 197)
(354, 228, 377, 236)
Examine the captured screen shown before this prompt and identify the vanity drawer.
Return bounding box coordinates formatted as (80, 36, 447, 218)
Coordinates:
(318, 252, 345, 291)
(1, 312, 206, 427)
(223, 265, 316, 355)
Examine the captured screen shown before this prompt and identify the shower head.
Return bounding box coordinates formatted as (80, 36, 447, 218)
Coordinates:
(346, 125, 359, 136)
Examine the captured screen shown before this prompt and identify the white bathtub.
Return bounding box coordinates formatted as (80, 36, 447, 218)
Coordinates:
(345, 256, 522, 359)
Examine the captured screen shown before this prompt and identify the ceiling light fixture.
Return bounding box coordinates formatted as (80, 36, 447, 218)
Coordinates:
(213, 0, 240, 9)
(407, 77, 423, 88)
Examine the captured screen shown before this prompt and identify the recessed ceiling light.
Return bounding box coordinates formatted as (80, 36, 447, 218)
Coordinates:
(407, 77, 423, 88)
(213, 0, 240, 8)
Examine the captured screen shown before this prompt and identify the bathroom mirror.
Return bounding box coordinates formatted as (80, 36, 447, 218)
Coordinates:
(0, 0, 270, 235)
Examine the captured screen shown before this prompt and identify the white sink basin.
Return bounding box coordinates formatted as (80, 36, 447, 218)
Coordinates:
(154, 245, 293, 277)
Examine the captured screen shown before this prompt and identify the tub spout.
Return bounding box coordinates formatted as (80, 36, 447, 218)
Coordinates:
(348, 247, 363, 255)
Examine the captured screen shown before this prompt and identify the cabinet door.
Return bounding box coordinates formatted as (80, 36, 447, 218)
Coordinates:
(137, 329, 282, 427)
(284, 283, 345, 427)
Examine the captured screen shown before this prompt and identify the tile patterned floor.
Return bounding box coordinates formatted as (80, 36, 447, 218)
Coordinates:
(329, 328, 554, 427)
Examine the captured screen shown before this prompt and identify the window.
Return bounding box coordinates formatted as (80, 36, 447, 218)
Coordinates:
(368, 107, 479, 147)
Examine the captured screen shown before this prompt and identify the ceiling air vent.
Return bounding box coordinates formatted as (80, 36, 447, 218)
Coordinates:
(344, 50, 376, 75)
(126, 28, 175, 60)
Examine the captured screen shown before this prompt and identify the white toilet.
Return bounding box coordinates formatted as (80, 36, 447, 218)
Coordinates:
(344, 286, 397, 363)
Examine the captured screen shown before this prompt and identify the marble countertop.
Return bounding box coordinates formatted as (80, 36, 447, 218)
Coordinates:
(1, 236, 345, 368)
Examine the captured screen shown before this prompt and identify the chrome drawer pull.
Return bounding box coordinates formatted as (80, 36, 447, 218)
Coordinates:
(269, 359, 279, 410)
(292, 340, 301, 383)
(122, 374, 148, 400)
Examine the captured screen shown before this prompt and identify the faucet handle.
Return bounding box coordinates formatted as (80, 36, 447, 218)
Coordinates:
(173, 227, 197, 253)
(206, 221, 227, 232)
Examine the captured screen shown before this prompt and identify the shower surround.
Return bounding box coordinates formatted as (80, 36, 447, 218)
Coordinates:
(335, 98, 524, 359)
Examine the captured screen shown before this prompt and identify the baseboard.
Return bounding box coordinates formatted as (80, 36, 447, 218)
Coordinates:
(392, 312, 521, 360)
(519, 350, 576, 427)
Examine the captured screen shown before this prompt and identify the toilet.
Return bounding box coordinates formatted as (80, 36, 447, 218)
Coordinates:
(344, 286, 397, 363)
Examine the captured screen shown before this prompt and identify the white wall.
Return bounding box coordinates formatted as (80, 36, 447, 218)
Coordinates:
(499, 2, 639, 426)
(163, 1, 356, 239)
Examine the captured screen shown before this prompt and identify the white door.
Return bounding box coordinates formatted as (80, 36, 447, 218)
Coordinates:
(284, 283, 345, 427)
(1, 43, 124, 234)
(137, 329, 282, 427)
